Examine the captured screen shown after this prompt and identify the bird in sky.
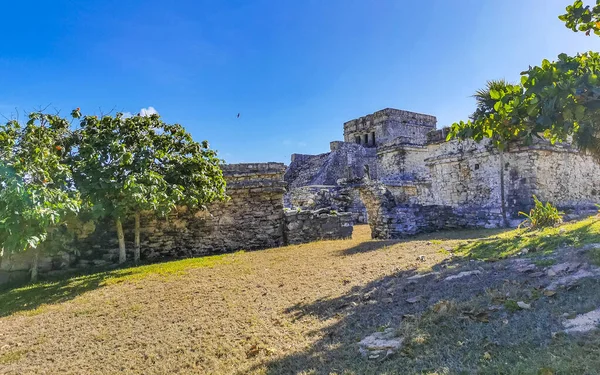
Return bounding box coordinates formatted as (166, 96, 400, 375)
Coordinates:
(237, 113, 240, 118)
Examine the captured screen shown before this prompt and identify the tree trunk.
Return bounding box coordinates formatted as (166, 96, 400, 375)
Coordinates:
(499, 150, 509, 227)
(116, 217, 127, 264)
(134, 212, 141, 264)
(30, 247, 39, 283)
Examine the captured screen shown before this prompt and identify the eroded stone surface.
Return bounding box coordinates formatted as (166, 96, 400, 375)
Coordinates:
(0, 163, 355, 284)
(284, 107, 600, 240)
(546, 268, 600, 291)
(564, 308, 600, 333)
(547, 262, 581, 277)
(445, 270, 482, 281)
(358, 328, 404, 360)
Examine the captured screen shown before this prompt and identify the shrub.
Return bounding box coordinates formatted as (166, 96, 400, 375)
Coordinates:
(519, 196, 563, 229)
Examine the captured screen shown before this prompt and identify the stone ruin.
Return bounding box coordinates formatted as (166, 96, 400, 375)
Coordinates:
(284, 108, 600, 239)
(0, 163, 353, 284)
(2, 106, 600, 284)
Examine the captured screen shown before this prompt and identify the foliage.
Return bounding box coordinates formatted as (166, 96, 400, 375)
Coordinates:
(0, 113, 81, 281)
(71, 112, 227, 263)
(519, 196, 563, 229)
(448, 4, 600, 161)
(560, 0, 600, 36)
(470, 79, 513, 121)
(448, 52, 600, 158)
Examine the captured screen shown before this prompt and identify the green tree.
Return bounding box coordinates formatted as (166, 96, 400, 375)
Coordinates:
(448, 0, 600, 161)
(71, 112, 226, 264)
(0, 113, 81, 282)
(560, 0, 600, 36)
(470, 79, 512, 120)
(448, 52, 600, 160)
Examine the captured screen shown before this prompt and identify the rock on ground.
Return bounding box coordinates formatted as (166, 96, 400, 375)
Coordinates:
(564, 308, 600, 333)
(546, 268, 600, 291)
(358, 328, 404, 360)
(444, 270, 481, 281)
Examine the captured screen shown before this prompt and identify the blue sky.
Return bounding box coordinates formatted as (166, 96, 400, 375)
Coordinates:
(1, 1, 598, 163)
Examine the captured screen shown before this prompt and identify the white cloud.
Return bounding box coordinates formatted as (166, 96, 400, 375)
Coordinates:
(140, 106, 159, 117)
(121, 112, 133, 118)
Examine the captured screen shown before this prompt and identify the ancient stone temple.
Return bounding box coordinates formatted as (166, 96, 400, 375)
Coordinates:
(284, 108, 600, 238)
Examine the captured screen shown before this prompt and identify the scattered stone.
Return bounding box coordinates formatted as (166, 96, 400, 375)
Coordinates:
(546, 268, 600, 291)
(406, 272, 439, 281)
(432, 300, 452, 314)
(358, 328, 404, 360)
(362, 288, 377, 300)
(444, 270, 482, 281)
(547, 262, 580, 277)
(406, 296, 422, 304)
(517, 301, 531, 310)
(382, 298, 393, 304)
(513, 262, 536, 273)
(563, 308, 600, 333)
(416, 255, 426, 262)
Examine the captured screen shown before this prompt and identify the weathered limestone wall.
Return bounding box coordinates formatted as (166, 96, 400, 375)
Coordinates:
(78, 163, 289, 261)
(285, 142, 377, 189)
(425, 138, 502, 209)
(423, 137, 600, 223)
(376, 141, 431, 183)
(357, 181, 501, 239)
(284, 208, 353, 245)
(525, 146, 600, 208)
(343, 108, 437, 147)
(283, 185, 368, 223)
(0, 163, 355, 285)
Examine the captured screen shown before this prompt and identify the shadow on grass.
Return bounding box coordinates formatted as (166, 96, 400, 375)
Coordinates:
(249, 255, 600, 375)
(248, 219, 600, 374)
(0, 250, 235, 318)
(340, 227, 510, 257)
(0, 268, 135, 318)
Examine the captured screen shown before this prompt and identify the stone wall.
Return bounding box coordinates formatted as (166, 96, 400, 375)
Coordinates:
(343, 108, 437, 147)
(0, 163, 355, 285)
(283, 185, 368, 223)
(376, 141, 431, 183)
(423, 138, 600, 222)
(357, 181, 502, 239)
(284, 208, 353, 245)
(285, 142, 377, 189)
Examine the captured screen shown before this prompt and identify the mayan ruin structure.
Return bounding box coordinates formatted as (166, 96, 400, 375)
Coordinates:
(285, 108, 600, 239)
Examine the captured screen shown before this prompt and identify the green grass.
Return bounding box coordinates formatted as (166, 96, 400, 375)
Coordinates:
(532, 258, 557, 267)
(455, 216, 600, 260)
(0, 251, 238, 317)
(0, 349, 27, 365)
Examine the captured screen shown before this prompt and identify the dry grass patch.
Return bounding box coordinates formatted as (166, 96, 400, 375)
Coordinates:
(1, 222, 599, 374)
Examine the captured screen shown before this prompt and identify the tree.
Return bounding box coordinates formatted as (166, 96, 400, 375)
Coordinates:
(470, 79, 512, 120)
(448, 0, 600, 161)
(71, 112, 226, 264)
(448, 53, 600, 161)
(0, 113, 80, 282)
(560, 0, 600, 36)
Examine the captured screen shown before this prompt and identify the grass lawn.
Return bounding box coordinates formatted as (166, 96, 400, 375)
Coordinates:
(1, 219, 600, 374)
